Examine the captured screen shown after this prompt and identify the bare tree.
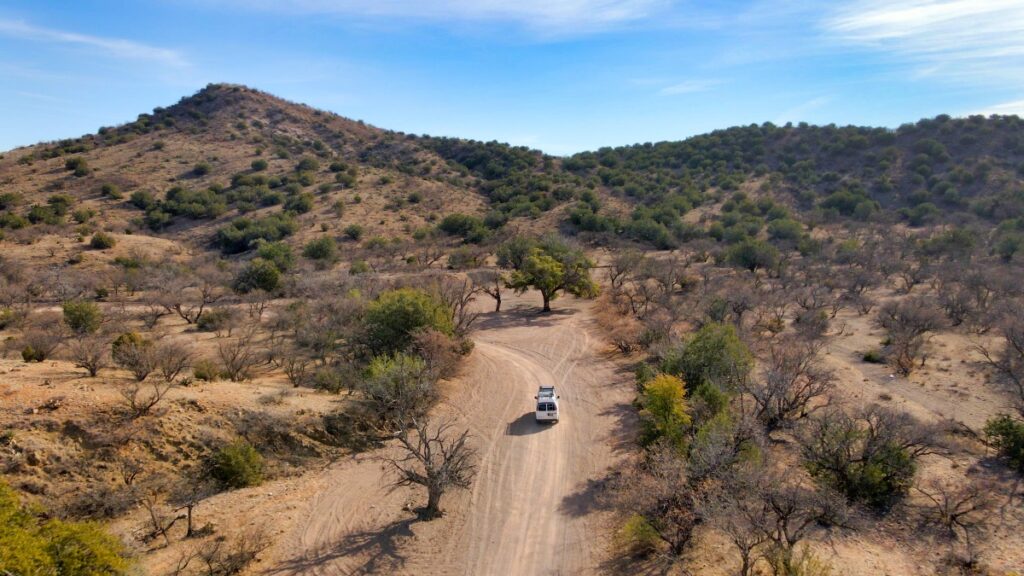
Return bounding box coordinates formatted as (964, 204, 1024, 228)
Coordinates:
(432, 276, 480, 337)
(977, 309, 1024, 415)
(195, 527, 271, 576)
(753, 475, 848, 574)
(282, 355, 311, 387)
(386, 417, 476, 519)
(613, 444, 702, 557)
(217, 329, 264, 382)
(607, 249, 646, 291)
(67, 334, 109, 377)
(468, 269, 504, 312)
(745, 338, 835, 431)
(876, 296, 945, 375)
(916, 479, 995, 568)
(157, 263, 227, 324)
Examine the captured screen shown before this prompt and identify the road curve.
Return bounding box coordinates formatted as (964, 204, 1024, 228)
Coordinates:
(272, 294, 634, 575)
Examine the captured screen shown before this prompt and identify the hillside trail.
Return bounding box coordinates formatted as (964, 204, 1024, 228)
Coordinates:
(270, 292, 635, 576)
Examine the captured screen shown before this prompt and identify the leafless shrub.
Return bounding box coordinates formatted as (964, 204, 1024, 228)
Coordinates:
(916, 478, 995, 568)
(194, 528, 271, 576)
(432, 276, 480, 337)
(612, 444, 701, 557)
(385, 417, 476, 519)
(745, 338, 835, 431)
(156, 263, 227, 324)
(66, 335, 109, 377)
(120, 379, 175, 419)
(217, 330, 264, 382)
(977, 309, 1024, 415)
(876, 296, 945, 375)
(282, 356, 311, 387)
(411, 328, 461, 379)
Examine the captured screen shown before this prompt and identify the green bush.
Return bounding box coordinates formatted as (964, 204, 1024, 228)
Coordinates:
(862, 349, 884, 363)
(616, 513, 660, 557)
(350, 260, 370, 274)
(251, 159, 268, 171)
(192, 359, 221, 382)
(343, 224, 364, 240)
(100, 183, 122, 199)
(0, 481, 130, 575)
(192, 162, 212, 176)
(90, 231, 116, 250)
(362, 288, 454, 355)
(196, 308, 235, 332)
(256, 241, 295, 272)
(215, 213, 298, 254)
(302, 236, 338, 262)
(233, 258, 281, 293)
(295, 157, 320, 172)
(210, 441, 264, 489)
(64, 156, 90, 177)
(21, 346, 46, 363)
(284, 192, 314, 214)
(63, 300, 103, 335)
(723, 238, 780, 272)
(660, 323, 752, 395)
(984, 415, 1024, 472)
(438, 213, 488, 243)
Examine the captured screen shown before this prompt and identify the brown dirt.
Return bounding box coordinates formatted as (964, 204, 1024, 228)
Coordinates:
(267, 291, 636, 575)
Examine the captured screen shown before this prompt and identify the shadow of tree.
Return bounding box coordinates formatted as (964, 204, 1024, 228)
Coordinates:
(267, 517, 416, 575)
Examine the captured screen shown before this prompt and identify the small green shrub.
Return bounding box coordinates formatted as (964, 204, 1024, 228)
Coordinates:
(350, 260, 370, 274)
(984, 415, 1024, 472)
(192, 162, 212, 176)
(192, 359, 221, 382)
(302, 236, 338, 262)
(250, 159, 268, 171)
(862, 349, 884, 363)
(22, 346, 46, 363)
(362, 288, 454, 355)
(210, 441, 264, 488)
(100, 183, 122, 199)
(196, 308, 236, 332)
(233, 258, 281, 293)
(63, 300, 102, 335)
(616, 513, 660, 557)
(343, 224, 364, 240)
(90, 232, 116, 250)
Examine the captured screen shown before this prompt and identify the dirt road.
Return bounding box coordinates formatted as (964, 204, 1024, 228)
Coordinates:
(271, 294, 634, 575)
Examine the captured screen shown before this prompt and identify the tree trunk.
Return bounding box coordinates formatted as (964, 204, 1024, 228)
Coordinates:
(494, 293, 501, 312)
(424, 486, 443, 519)
(541, 292, 551, 313)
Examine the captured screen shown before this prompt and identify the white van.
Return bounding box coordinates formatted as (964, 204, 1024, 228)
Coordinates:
(534, 386, 560, 423)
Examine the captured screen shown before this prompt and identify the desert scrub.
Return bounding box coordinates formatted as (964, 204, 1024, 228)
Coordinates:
(211, 440, 264, 488)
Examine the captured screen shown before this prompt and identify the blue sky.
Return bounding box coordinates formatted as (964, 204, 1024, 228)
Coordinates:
(1, 0, 1022, 155)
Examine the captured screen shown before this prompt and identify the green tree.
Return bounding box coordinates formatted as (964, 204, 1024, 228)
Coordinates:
(363, 289, 454, 355)
(662, 323, 753, 395)
(500, 237, 598, 312)
(639, 373, 692, 448)
(0, 481, 130, 575)
(723, 238, 780, 273)
(63, 300, 103, 335)
(233, 258, 281, 293)
(302, 236, 338, 263)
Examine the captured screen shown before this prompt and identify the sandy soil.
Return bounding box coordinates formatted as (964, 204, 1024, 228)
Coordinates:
(268, 292, 635, 575)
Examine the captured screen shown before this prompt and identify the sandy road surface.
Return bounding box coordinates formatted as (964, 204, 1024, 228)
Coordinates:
(271, 294, 634, 575)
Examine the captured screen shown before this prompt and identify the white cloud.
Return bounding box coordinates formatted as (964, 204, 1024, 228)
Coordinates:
(974, 99, 1024, 117)
(658, 79, 722, 95)
(774, 96, 831, 124)
(0, 19, 187, 67)
(214, 0, 671, 34)
(823, 0, 1024, 85)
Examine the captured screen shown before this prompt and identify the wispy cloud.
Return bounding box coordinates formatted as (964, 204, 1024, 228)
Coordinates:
(658, 79, 722, 95)
(774, 96, 831, 124)
(823, 0, 1024, 86)
(211, 0, 672, 35)
(974, 99, 1024, 117)
(0, 19, 187, 67)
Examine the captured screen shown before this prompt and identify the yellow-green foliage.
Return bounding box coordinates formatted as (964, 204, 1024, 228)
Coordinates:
(0, 482, 130, 576)
(616, 513, 660, 556)
(768, 546, 833, 576)
(639, 373, 691, 447)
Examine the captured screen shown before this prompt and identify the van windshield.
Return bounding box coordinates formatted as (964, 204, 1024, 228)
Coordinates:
(537, 402, 556, 412)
